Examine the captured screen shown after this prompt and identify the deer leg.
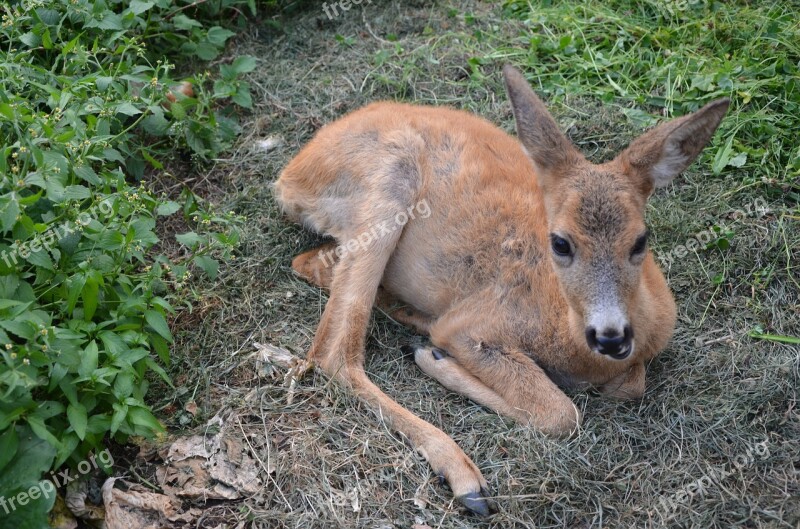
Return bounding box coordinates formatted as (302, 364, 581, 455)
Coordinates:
(306, 219, 493, 516)
(413, 340, 580, 436)
(291, 241, 338, 288)
(293, 243, 433, 335)
(376, 288, 434, 335)
(407, 345, 525, 420)
(413, 307, 581, 436)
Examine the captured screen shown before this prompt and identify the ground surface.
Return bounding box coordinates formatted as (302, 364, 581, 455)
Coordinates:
(143, 2, 798, 528)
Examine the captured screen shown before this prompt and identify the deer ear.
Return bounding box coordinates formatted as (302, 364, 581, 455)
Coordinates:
(618, 98, 730, 194)
(503, 65, 582, 176)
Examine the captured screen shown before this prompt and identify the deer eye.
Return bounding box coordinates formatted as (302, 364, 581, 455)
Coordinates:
(551, 235, 572, 257)
(631, 231, 648, 256)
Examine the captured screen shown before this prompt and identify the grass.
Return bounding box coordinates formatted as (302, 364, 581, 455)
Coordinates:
(134, 1, 798, 527)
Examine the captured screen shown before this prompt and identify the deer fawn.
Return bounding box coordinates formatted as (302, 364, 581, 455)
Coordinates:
(275, 66, 729, 515)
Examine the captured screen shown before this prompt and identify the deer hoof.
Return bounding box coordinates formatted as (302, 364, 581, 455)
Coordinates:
(458, 487, 495, 517)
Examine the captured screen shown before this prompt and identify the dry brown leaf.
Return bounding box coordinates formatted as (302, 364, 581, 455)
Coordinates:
(253, 342, 313, 404)
(157, 430, 262, 501)
(103, 478, 188, 529)
(184, 401, 198, 416)
(65, 480, 105, 523)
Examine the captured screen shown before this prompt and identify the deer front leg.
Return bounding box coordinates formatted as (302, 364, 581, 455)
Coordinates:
(412, 342, 580, 435)
(407, 345, 529, 421)
(417, 308, 581, 435)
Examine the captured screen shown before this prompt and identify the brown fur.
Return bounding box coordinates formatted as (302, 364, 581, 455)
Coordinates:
(274, 65, 729, 515)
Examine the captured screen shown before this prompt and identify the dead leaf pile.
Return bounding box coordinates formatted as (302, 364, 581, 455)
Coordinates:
(155, 426, 263, 501)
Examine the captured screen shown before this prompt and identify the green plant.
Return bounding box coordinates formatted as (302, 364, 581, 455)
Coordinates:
(0, 0, 250, 523)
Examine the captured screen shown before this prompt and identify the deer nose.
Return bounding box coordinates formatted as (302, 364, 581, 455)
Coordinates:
(585, 326, 633, 359)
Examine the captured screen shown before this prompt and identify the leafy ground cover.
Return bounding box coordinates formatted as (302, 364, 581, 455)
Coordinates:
(0, 0, 258, 525)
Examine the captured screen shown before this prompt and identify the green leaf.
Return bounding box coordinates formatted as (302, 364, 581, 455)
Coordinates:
(62, 34, 80, 55)
(0, 426, 19, 472)
(128, 0, 155, 15)
(113, 372, 134, 399)
(140, 148, 164, 170)
(193, 255, 219, 280)
(156, 201, 181, 216)
(128, 406, 165, 433)
(145, 309, 173, 342)
(232, 84, 253, 108)
(99, 331, 127, 357)
(115, 102, 142, 116)
(82, 274, 100, 321)
(620, 107, 660, 128)
(206, 26, 235, 46)
(74, 165, 102, 185)
(232, 55, 257, 74)
(59, 377, 79, 407)
(146, 357, 173, 387)
(89, 12, 123, 30)
(110, 402, 128, 435)
(184, 126, 210, 155)
(64, 185, 92, 200)
(0, 103, 15, 120)
(172, 14, 202, 30)
(54, 433, 79, 469)
(34, 7, 60, 25)
(195, 41, 220, 61)
(168, 100, 186, 119)
(213, 79, 236, 98)
(55, 129, 76, 143)
(0, 299, 24, 310)
(712, 136, 734, 175)
(727, 152, 747, 168)
(175, 231, 201, 248)
(0, 318, 36, 340)
(66, 273, 86, 313)
(67, 403, 88, 440)
(0, 193, 20, 232)
(80, 340, 99, 378)
(25, 247, 54, 271)
(0, 426, 56, 528)
(26, 416, 62, 450)
(151, 334, 170, 365)
(20, 31, 42, 48)
(41, 28, 53, 49)
(142, 111, 170, 136)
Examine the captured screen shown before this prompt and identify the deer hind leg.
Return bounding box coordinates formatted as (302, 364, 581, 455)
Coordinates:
(303, 220, 492, 515)
(291, 242, 338, 288)
(376, 288, 434, 335)
(292, 243, 433, 335)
